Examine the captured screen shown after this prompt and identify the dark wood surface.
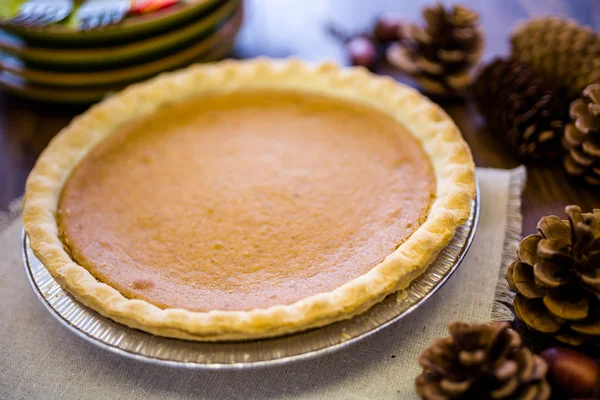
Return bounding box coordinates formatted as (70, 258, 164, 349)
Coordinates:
(1, 0, 599, 234)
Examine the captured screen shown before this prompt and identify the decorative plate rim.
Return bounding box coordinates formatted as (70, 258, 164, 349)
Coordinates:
(1, 0, 224, 41)
(0, 7, 242, 87)
(0, 0, 240, 66)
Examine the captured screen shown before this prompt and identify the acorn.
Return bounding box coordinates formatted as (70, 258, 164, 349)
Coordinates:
(345, 35, 379, 68)
(326, 23, 381, 69)
(540, 347, 600, 398)
(373, 13, 404, 43)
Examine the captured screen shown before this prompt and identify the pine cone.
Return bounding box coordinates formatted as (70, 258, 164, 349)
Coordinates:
(386, 3, 484, 96)
(415, 321, 550, 400)
(563, 84, 600, 186)
(473, 58, 565, 162)
(511, 17, 600, 99)
(506, 206, 600, 347)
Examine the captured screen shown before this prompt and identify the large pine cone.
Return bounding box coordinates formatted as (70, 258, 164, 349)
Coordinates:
(563, 84, 600, 186)
(473, 58, 565, 162)
(506, 206, 600, 346)
(386, 3, 483, 96)
(511, 17, 600, 99)
(415, 321, 550, 400)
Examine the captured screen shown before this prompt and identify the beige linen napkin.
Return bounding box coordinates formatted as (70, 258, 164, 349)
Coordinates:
(0, 167, 524, 400)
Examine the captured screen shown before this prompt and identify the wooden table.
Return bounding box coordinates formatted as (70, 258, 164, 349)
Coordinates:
(1, 0, 599, 234)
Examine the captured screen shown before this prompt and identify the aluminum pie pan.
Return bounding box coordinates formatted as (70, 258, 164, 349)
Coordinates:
(22, 184, 479, 369)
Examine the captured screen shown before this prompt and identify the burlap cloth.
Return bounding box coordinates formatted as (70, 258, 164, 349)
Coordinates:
(0, 167, 525, 400)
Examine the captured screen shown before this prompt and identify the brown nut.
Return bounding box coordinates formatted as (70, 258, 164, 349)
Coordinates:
(373, 13, 404, 43)
(540, 347, 600, 398)
(345, 36, 379, 69)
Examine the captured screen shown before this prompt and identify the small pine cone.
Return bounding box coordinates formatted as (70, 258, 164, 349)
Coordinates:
(563, 84, 600, 186)
(386, 3, 484, 96)
(506, 206, 600, 347)
(511, 17, 600, 99)
(415, 321, 550, 400)
(473, 58, 565, 162)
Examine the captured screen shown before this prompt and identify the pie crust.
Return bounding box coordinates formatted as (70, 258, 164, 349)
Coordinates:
(23, 59, 475, 341)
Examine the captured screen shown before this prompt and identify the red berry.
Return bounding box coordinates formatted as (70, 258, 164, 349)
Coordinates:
(541, 347, 600, 398)
(346, 36, 378, 68)
(373, 13, 404, 43)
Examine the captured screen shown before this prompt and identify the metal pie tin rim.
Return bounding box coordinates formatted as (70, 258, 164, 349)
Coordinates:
(22, 183, 479, 369)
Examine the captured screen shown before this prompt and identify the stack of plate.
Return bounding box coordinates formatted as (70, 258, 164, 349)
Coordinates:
(0, 0, 242, 103)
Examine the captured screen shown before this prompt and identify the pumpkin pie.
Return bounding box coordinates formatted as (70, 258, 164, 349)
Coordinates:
(23, 59, 475, 341)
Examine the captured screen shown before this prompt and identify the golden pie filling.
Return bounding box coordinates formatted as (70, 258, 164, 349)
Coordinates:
(57, 90, 436, 312)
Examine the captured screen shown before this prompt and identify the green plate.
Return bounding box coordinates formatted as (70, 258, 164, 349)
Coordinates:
(0, 36, 236, 104)
(0, 7, 241, 87)
(0, 0, 239, 68)
(0, 0, 225, 45)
